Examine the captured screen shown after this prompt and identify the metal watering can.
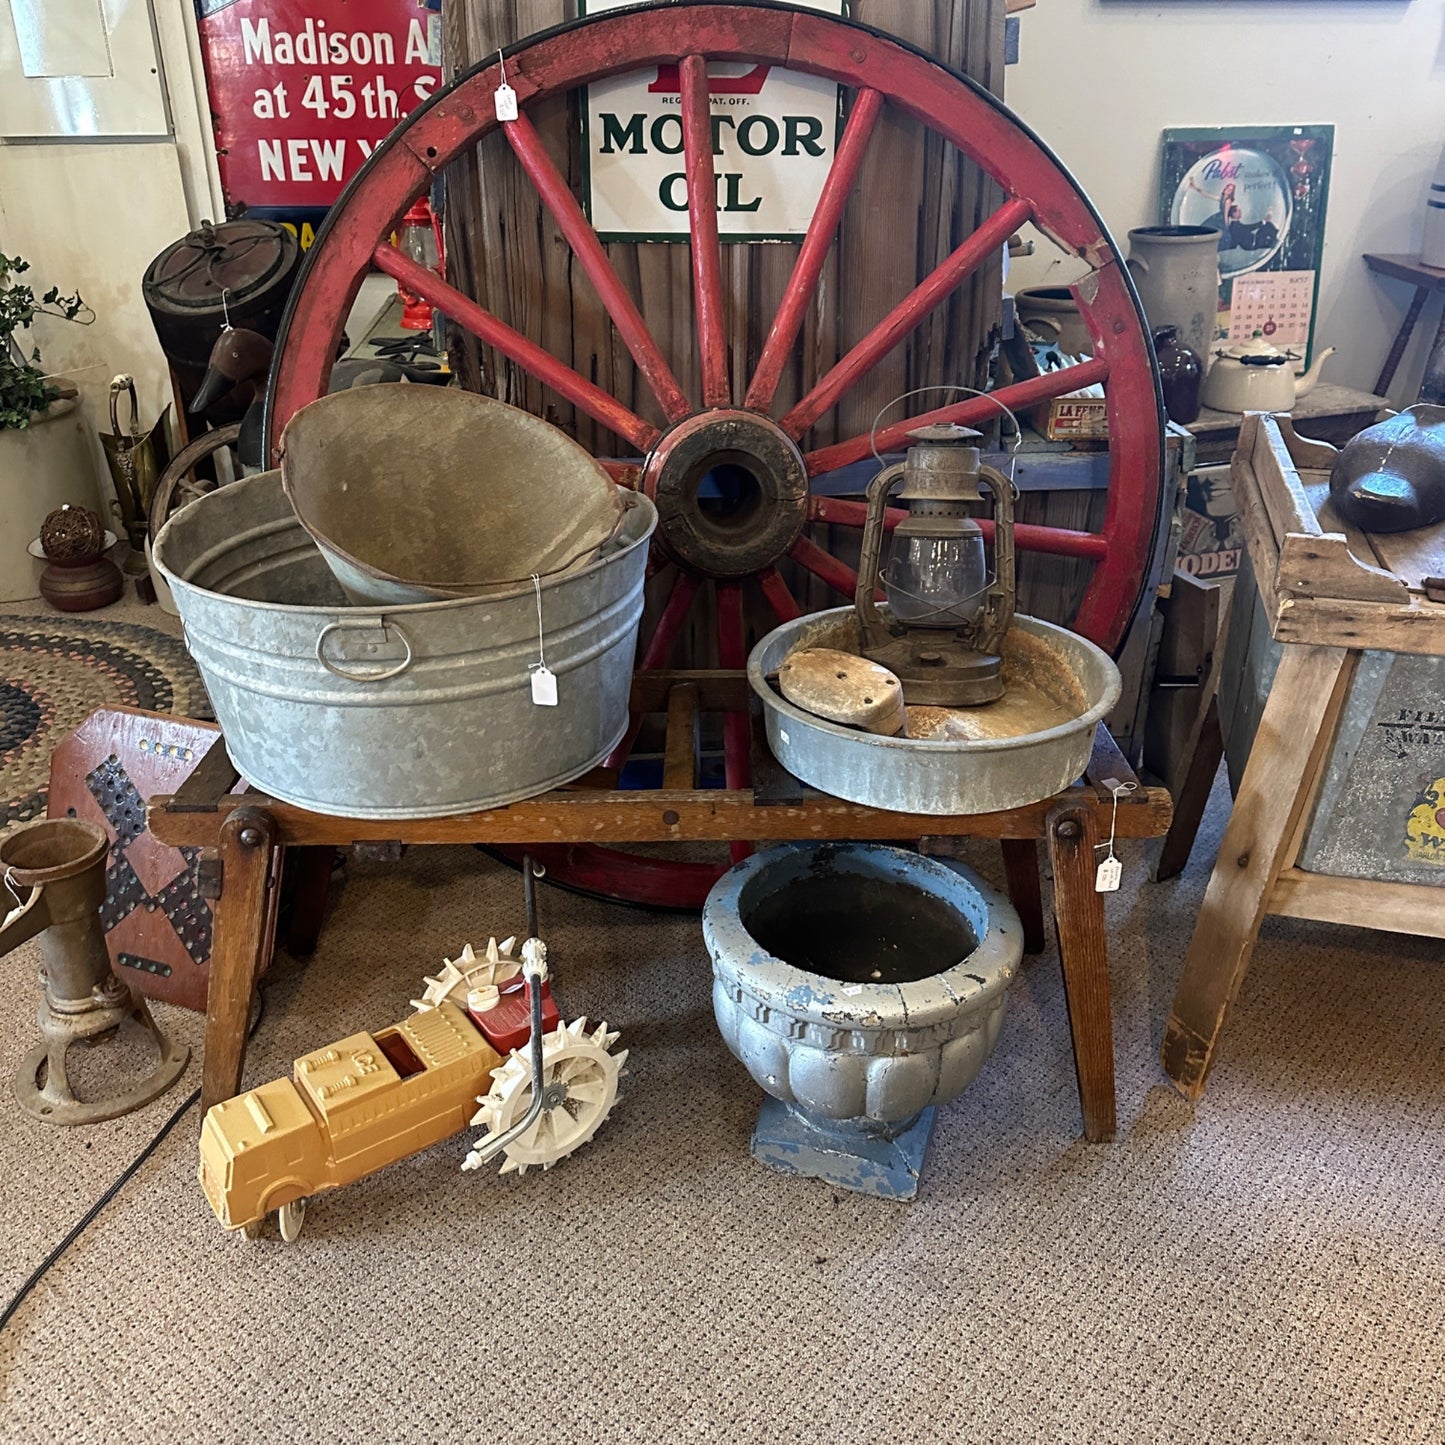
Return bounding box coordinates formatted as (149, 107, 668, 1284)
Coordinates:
(0, 819, 188, 1124)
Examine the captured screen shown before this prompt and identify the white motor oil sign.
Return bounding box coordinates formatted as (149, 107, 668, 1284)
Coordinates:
(582, 0, 844, 241)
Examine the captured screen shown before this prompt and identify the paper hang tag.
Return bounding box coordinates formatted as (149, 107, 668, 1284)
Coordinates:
(530, 665, 558, 706)
(494, 83, 518, 121)
(1095, 855, 1122, 893)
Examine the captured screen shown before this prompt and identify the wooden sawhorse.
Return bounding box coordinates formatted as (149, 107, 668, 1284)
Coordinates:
(1162, 415, 1445, 1097)
(148, 675, 1170, 1142)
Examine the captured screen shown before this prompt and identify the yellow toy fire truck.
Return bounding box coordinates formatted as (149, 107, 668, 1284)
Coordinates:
(199, 887, 625, 1242)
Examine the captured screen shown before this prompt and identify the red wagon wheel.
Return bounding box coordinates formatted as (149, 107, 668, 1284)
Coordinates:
(264, 1, 1164, 909)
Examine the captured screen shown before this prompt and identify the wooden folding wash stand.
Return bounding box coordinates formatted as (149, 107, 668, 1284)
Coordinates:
(1162, 415, 1445, 1098)
(148, 676, 1170, 1141)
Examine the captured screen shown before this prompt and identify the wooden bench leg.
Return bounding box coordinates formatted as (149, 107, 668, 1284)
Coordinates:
(202, 807, 278, 1111)
(1000, 838, 1046, 955)
(284, 845, 335, 957)
(1046, 802, 1116, 1143)
(1375, 284, 1428, 397)
(1160, 644, 1351, 1100)
(1153, 696, 1224, 883)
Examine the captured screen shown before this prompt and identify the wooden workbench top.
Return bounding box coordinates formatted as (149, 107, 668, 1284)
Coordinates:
(1188, 383, 1388, 442)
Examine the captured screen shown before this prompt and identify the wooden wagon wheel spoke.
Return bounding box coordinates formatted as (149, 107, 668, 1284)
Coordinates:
(789, 534, 861, 600)
(680, 54, 731, 408)
(601, 461, 643, 488)
(502, 112, 691, 424)
(745, 85, 886, 414)
(807, 495, 1109, 561)
(714, 580, 752, 864)
(263, 2, 1165, 909)
(780, 195, 1035, 440)
(755, 566, 803, 625)
(371, 242, 659, 453)
(804, 356, 1112, 475)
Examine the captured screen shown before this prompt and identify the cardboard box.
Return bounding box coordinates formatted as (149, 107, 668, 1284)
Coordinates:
(1036, 396, 1109, 440)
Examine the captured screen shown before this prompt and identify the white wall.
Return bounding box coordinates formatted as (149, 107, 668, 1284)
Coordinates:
(1006, 0, 1445, 405)
(0, 2, 223, 505)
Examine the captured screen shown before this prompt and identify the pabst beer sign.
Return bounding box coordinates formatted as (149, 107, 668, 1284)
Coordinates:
(583, 0, 844, 240)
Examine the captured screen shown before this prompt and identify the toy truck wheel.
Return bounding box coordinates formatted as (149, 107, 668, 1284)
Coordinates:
(238, 1219, 263, 1241)
(277, 1198, 307, 1243)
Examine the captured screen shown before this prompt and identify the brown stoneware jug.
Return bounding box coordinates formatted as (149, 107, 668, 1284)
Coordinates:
(1153, 325, 1203, 425)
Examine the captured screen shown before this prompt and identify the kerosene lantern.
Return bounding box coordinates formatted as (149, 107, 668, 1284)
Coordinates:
(853, 423, 1016, 706)
(395, 198, 444, 330)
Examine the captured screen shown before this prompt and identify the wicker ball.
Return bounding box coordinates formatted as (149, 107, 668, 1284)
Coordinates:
(40, 505, 105, 561)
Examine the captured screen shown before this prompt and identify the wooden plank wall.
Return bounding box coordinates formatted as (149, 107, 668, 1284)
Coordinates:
(441, 0, 1007, 456)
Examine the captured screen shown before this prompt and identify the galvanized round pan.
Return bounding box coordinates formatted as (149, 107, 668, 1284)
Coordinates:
(749, 608, 1121, 816)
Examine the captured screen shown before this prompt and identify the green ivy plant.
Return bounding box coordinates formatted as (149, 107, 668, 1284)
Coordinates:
(0, 254, 93, 431)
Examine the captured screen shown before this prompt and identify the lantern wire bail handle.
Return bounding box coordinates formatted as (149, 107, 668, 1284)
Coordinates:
(868, 384, 1023, 496)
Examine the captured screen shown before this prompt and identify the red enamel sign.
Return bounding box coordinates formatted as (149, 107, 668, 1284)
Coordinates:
(196, 0, 442, 213)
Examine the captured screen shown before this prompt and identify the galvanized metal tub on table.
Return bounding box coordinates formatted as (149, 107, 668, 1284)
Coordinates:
(153, 470, 656, 819)
(750, 608, 1121, 815)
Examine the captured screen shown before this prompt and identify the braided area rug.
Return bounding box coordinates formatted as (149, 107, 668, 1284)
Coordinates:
(0, 616, 210, 835)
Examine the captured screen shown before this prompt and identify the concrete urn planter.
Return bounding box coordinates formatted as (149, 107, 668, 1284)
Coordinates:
(703, 843, 1022, 1197)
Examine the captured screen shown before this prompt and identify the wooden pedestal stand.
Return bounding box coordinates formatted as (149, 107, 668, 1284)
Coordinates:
(148, 678, 1170, 1141)
(1162, 415, 1445, 1099)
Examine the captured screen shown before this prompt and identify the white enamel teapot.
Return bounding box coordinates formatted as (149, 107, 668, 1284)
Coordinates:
(1200, 331, 1335, 414)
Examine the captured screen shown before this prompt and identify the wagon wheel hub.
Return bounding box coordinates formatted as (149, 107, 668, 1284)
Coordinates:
(643, 409, 809, 579)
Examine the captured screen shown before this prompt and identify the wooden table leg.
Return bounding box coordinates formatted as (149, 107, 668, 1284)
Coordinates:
(284, 845, 335, 957)
(1153, 695, 1224, 883)
(1375, 283, 1428, 397)
(1046, 802, 1115, 1143)
(202, 807, 278, 1111)
(1418, 296, 1445, 405)
(1000, 838, 1046, 954)
(1160, 644, 1352, 1100)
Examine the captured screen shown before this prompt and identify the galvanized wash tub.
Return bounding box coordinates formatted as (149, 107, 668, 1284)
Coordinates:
(750, 608, 1121, 815)
(153, 470, 656, 818)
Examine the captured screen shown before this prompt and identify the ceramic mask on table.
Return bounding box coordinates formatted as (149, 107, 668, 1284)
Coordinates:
(1329, 404, 1445, 533)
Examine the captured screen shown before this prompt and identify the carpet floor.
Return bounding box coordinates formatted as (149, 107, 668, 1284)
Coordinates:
(0, 596, 1442, 1444)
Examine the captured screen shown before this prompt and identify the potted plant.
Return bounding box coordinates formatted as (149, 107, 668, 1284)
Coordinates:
(0, 254, 103, 602)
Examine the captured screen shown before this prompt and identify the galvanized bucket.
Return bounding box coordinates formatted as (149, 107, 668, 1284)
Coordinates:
(153, 470, 656, 819)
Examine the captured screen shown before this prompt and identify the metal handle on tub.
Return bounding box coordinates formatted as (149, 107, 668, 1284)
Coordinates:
(315, 617, 414, 682)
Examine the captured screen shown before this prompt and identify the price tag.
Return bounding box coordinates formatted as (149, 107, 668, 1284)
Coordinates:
(1095, 855, 1122, 893)
(494, 83, 518, 121)
(530, 665, 558, 706)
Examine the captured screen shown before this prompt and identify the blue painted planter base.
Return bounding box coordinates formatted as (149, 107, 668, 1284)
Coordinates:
(750, 1098, 938, 1200)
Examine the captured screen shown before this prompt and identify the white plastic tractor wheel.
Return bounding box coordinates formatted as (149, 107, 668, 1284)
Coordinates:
(464, 1018, 625, 1176)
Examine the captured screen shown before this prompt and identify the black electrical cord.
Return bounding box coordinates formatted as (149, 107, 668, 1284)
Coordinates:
(0, 992, 266, 1336)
